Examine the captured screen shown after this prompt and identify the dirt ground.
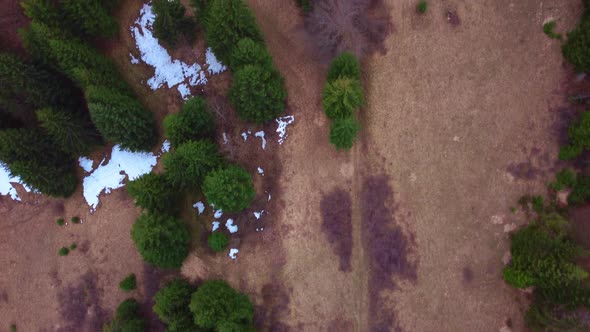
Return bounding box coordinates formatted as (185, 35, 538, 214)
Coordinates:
(0, 0, 584, 331)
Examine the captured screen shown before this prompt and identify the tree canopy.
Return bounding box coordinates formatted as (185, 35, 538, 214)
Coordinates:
(203, 164, 255, 212)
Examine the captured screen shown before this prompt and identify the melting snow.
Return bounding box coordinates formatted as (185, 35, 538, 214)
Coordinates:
(214, 209, 223, 219)
(79, 157, 94, 173)
(212, 221, 220, 232)
(129, 53, 139, 64)
(276, 115, 295, 144)
(257, 167, 264, 176)
(256, 227, 264, 232)
(177, 83, 191, 100)
(205, 48, 226, 74)
(225, 219, 238, 233)
(253, 210, 265, 220)
(193, 201, 205, 215)
(160, 140, 171, 153)
(229, 248, 239, 260)
(254, 131, 267, 150)
(266, 191, 272, 201)
(222, 132, 229, 145)
(0, 166, 21, 201)
(82, 145, 158, 212)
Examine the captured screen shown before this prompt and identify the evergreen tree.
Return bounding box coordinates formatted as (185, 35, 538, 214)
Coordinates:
(229, 37, 273, 71)
(153, 279, 197, 331)
(131, 213, 191, 269)
(86, 86, 156, 152)
(163, 96, 215, 148)
(327, 52, 361, 83)
(330, 116, 360, 150)
(152, 0, 195, 48)
(163, 140, 223, 189)
(37, 108, 100, 156)
(126, 173, 181, 215)
(60, 0, 118, 38)
(103, 298, 146, 332)
(202, 164, 255, 212)
(322, 77, 364, 120)
(208, 232, 229, 252)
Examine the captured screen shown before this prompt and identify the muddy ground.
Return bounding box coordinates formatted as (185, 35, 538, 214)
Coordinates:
(0, 0, 585, 331)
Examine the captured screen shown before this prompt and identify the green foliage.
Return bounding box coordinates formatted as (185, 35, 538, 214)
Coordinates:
(550, 169, 577, 191)
(416, 1, 428, 14)
(56, 218, 65, 226)
(71, 216, 80, 224)
(322, 78, 364, 120)
(525, 303, 588, 332)
(152, 0, 195, 48)
(562, 13, 590, 73)
(330, 116, 360, 150)
(10, 324, 16, 332)
(37, 108, 100, 156)
(103, 298, 146, 332)
(163, 140, 223, 189)
(203, 0, 263, 65)
(119, 274, 137, 292)
(163, 97, 216, 148)
(58, 247, 70, 256)
(70, 243, 77, 250)
(327, 52, 361, 83)
(229, 65, 287, 123)
(203, 165, 256, 213)
(153, 279, 197, 331)
(127, 173, 181, 215)
(295, 0, 312, 13)
(532, 195, 544, 214)
(569, 174, 590, 205)
(131, 213, 190, 269)
(559, 111, 590, 160)
(86, 86, 156, 152)
(189, 280, 254, 331)
(208, 232, 229, 252)
(543, 21, 562, 40)
(230, 38, 273, 71)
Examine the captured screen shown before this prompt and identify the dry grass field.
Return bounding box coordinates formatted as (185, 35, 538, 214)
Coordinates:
(0, 0, 584, 331)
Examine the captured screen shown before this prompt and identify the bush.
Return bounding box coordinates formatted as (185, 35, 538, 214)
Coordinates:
(208, 232, 229, 252)
(562, 14, 590, 73)
(569, 174, 590, 205)
(230, 38, 273, 71)
(131, 213, 191, 269)
(532, 195, 544, 214)
(163, 140, 222, 189)
(70, 243, 76, 250)
(322, 78, 364, 120)
(229, 65, 287, 123)
(559, 110, 590, 160)
(416, 1, 428, 14)
(36, 108, 100, 156)
(152, 0, 195, 48)
(189, 280, 254, 331)
(58, 247, 69, 256)
(163, 97, 215, 148)
(10, 324, 16, 332)
(127, 173, 181, 215)
(549, 169, 576, 191)
(543, 21, 562, 40)
(119, 274, 137, 292)
(104, 298, 146, 332)
(71, 216, 80, 224)
(153, 279, 197, 331)
(56, 218, 65, 226)
(203, 165, 256, 212)
(203, 0, 263, 65)
(295, 0, 312, 13)
(330, 116, 360, 150)
(327, 52, 361, 83)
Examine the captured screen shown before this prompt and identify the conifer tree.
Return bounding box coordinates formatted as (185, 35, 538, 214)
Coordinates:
(36, 108, 100, 156)
(152, 0, 194, 48)
(163, 140, 222, 189)
(163, 96, 215, 148)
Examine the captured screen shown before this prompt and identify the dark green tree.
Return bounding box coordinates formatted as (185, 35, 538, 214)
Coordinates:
(208, 232, 229, 252)
(153, 0, 195, 48)
(203, 164, 255, 212)
(153, 279, 197, 331)
(86, 86, 156, 152)
(322, 77, 364, 120)
(562, 13, 590, 73)
(203, 0, 263, 65)
(103, 298, 146, 332)
(131, 213, 191, 269)
(126, 173, 181, 215)
(163, 140, 223, 189)
(189, 280, 255, 331)
(327, 52, 361, 83)
(119, 274, 137, 292)
(37, 108, 100, 156)
(229, 38, 273, 70)
(330, 116, 360, 150)
(163, 96, 215, 148)
(229, 65, 287, 123)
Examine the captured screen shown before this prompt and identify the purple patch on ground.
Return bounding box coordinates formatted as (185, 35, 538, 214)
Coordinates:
(56, 272, 106, 332)
(320, 189, 353, 272)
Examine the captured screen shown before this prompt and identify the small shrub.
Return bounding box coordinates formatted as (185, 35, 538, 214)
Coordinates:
(119, 274, 137, 292)
(203, 165, 256, 213)
(229, 65, 287, 123)
(562, 14, 590, 73)
(510, 206, 517, 214)
(322, 78, 364, 120)
(58, 247, 69, 256)
(549, 169, 576, 191)
(56, 218, 65, 226)
(569, 174, 590, 205)
(10, 324, 16, 332)
(71, 216, 80, 224)
(189, 280, 255, 331)
(330, 116, 360, 150)
(208, 232, 229, 252)
(416, 1, 428, 14)
(104, 298, 146, 332)
(543, 21, 562, 40)
(532, 195, 544, 214)
(153, 279, 197, 331)
(163, 96, 215, 148)
(327, 52, 361, 83)
(230, 38, 273, 71)
(163, 140, 223, 190)
(70, 243, 76, 250)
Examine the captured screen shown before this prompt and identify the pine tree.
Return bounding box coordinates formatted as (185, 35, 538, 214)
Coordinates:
(60, 0, 118, 38)
(36, 108, 100, 156)
(163, 96, 215, 148)
(163, 140, 222, 189)
(152, 0, 194, 48)
(202, 164, 255, 212)
(127, 173, 181, 215)
(230, 37, 273, 71)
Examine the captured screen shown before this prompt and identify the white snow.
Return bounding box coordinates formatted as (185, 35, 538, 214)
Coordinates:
(82, 145, 158, 212)
(177, 83, 191, 100)
(225, 218, 238, 233)
(266, 191, 272, 201)
(78, 157, 94, 173)
(257, 167, 264, 176)
(253, 210, 265, 220)
(276, 115, 295, 144)
(254, 131, 267, 150)
(256, 227, 264, 232)
(222, 132, 229, 145)
(130, 53, 139, 64)
(161, 140, 171, 153)
(241, 132, 248, 141)
(228, 248, 239, 260)
(212, 221, 220, 232)
(214, 209, 223, 219)
(205, 48, 226, 74)
(193, 201, 205, 215)
(0, 166, 21, 201)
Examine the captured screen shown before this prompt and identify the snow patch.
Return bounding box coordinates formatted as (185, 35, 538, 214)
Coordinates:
(214, 209, 223, 219)
(0, 166, 21, 201)
(205, 48, 226, 74)
(276, 115, 295, 144)
(257, 167, 264, 176)
(222, 132, 229, 145)
(82, 145, 158, 212)
(160, 140, 171, 153)
(78, 157, 94, 173)
(266, 191, 272, 201)
(193, 201, 205, 215)
(130, 53, 139, 64)
(253, 210, 265, 220)
(229, 248, 239, 260)
(212, 221, 220, 232)
(177, 83, 191, 100)
(254, 131, 266, 150)
(225, 218, 238, 233)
